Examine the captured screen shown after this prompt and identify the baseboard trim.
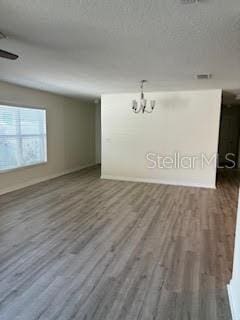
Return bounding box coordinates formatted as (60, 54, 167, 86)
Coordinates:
(0, 163, 96, 196)
(228, 283, 239, 320)
(101, 175, 216, 189)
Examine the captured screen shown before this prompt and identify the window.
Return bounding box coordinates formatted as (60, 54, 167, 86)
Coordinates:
(0, 105, 47, 171)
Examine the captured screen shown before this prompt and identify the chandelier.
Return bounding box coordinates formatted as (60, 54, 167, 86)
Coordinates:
(132, 80, 156, 114)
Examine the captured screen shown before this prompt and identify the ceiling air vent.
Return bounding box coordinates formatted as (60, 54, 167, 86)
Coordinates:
(196, 74, 212, 80)
(180, 0, 200, 4)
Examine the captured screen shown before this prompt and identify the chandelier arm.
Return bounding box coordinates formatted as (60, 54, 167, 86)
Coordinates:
(143, 100, 155, 113)
(143, 108, 154, 114)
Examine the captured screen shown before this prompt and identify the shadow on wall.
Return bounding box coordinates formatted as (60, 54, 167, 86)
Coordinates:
(159, 95, 190, 110)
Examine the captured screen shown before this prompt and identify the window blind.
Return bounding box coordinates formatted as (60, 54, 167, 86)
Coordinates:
(0, 105, 47, 171)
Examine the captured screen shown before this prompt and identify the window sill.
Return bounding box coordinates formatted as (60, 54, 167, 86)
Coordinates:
(0, 161, 48, 174)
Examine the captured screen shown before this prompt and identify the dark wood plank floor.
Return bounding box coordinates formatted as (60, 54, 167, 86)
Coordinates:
(0, 167, 239, 320)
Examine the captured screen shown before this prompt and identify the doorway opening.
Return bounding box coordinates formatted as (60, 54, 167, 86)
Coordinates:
(218, 104, 240, 171)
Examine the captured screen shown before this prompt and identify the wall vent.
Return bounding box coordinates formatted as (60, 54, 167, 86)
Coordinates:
(197, 74, 212, 80)
(180, 0, 200, 4)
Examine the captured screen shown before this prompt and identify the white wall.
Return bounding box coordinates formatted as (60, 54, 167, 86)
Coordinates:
(95, 102, 101, 164)
(228, 190, 240, 320)
(101, 90, 222, 188)
(0, 81, 96, 195)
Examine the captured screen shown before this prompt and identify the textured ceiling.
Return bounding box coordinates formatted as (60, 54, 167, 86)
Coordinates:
(0, 0, 240, 99)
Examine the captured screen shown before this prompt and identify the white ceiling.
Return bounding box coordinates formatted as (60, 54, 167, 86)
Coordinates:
(0, 0, 240, 100)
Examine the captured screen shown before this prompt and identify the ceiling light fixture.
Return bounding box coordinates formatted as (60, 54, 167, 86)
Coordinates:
(132, 80, 155, 114)
(0, 32, 7, 39)
(0, 31, 19, 60)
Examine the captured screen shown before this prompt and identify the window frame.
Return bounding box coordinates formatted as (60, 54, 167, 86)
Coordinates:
(0, 102, 48, 173)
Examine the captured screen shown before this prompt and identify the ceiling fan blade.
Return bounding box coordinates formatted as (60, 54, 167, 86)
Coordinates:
(0, 49, 18, 60)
